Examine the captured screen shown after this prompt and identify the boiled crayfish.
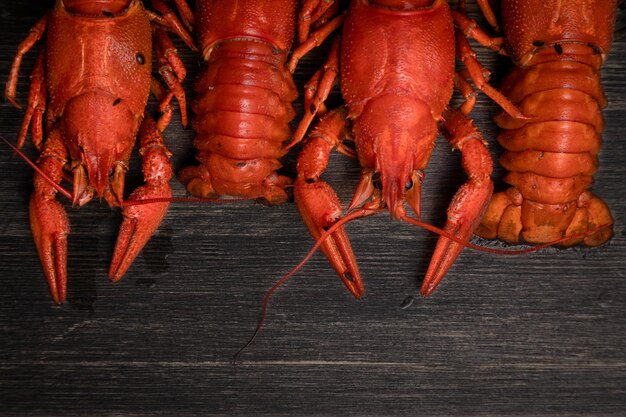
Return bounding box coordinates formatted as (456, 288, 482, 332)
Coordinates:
(5, 0, 194, 303)
(474, 0, 616, 247)
(177, 0, 342, 205)
(291, 0, 524, 297)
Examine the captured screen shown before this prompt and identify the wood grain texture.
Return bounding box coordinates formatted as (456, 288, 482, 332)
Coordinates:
(0, 1, 625, 415)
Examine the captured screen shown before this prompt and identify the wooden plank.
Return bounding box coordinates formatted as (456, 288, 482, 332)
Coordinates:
(0, 1, 625, 415)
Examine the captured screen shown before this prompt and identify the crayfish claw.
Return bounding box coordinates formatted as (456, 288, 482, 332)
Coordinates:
(109, 184, 171, 281)
(421, 177, 493, 297)
(421, 120, 494, 296)
(295, 179, 364, 298)
(29, 194, 69, 304)
(110, 115, 173, 281)
(327, 224, 364, 299)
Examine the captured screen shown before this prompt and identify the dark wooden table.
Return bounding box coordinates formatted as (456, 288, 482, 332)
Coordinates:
(1, 1, 625, 415)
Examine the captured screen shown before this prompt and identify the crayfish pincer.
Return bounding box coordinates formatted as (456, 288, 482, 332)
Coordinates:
(290, 0, 525, 297)
(5, 0, 194, 304)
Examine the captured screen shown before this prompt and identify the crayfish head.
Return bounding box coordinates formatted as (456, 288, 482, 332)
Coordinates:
(62, 92, 139, 204)
(353, 94, 437, 220)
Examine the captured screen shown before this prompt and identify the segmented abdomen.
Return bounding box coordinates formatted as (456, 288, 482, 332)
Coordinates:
(494, 56, 605, 216)
(477, 47, 614, 246)
(191, 39, 297, 197)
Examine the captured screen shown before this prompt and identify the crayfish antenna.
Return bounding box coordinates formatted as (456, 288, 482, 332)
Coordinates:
(1, 136, 72, 200)
(233, 208, 377, 363)
(400, 214, 613, 295)
(234, 209, 607, 360)
(4, 135, 256, 208)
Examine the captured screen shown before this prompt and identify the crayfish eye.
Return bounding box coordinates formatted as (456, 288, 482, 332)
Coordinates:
(554, 43, 563, 55)
(136, 53, 146, 65)
(371, 172, 382, 189)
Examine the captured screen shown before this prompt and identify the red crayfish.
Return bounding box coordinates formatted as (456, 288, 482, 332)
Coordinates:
(291, 0, 524, 297)
(5, 0, 194, 303)
(475, 0, 616, 246)
(177, 0, 342, 204)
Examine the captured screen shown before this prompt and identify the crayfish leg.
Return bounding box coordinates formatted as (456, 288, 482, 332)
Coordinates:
(29, 129, 70, 304)
(289, 37, 341, 147)
(421, 109, 493, 296)
(153, 28, 188, 128)
(109, 116, 173, 281)
(288, 7, 343, 72)
(17, 49, 47, 151)
(295, 108, 364, 298)
(5, 14, 48, 110)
